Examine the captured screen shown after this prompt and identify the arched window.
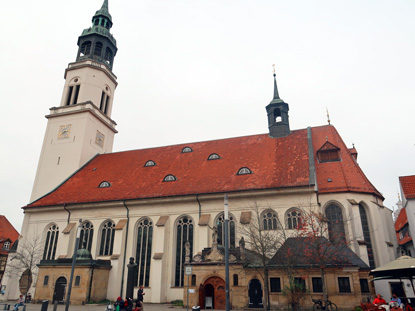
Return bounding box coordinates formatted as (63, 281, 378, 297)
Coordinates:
(99, 220, 115, 256)
(164, 175, 177, 182)
(94, 42, 103, 57)
(99, 181, 111, 188)
(43, 276, 49, 286)
(104, 47, 113, 65)
(215, 213, 236, 248)
(80, 41, 91, 56)
(262, 210, 281, 230)
(135, 218, 153, 287)
(75, 275, 81, 286)
(144, 160, 156, 167)
(43, 224, 59, 260)
(175, 216, 193, 287)
(359, 204, 375, 268)
(286, 209, 302, 229)
(207, 153, 220, 160)
(233, 274, 239, 286)
(237, 167, 252, 175)
(274, 108, 282, 122)
(78, 221, 94, 252)
(325, 204, 346, 244)
(181, 147, 193, 153)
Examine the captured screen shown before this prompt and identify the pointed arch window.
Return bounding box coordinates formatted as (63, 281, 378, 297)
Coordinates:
(94, 42, 103, 57)
(43, 224, 59, 260)
(207, 153, 220, 160)
(144, 160, 156, 167)
(175, 216, 193, 287)
(216, 213, 236, 248)
(181, 147, 193, 153)
(262, 210, 282, 230)
(99, 181, 111, 188)
(326, 204, 346, 244)
(80, 41, 92, 57)
(135, 218, 153, 287)
(237, 167, 252, 175)
(286, 209, 302, 229)
(359, 204, 375, 268)
(78, 221, 94, 252)
(99, 220, 115, 256)
(164, 175, 177, 182)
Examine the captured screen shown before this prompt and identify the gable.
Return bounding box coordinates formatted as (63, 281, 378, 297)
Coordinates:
(400, 175, 415, 199)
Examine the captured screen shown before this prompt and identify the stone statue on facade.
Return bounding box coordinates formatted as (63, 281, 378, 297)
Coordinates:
(185, 240, 191, 263)
(239, 236, 245, 260)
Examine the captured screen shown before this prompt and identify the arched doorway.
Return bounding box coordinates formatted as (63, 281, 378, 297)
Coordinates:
(53, 277, 67, 303)
(248, 279, 263, 308)
(199, 276, 226, 310)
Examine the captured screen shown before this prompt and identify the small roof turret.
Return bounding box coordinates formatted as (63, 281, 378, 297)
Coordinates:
(93, 0, 112, 23)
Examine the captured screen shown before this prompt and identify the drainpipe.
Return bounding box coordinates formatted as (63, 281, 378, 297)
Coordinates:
(63, 204, 70, 224)
(196, 195, 202, 218)
(120, 201, 130, 298)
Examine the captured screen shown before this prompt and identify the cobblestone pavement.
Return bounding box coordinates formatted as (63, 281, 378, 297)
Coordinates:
(1, 302, 197, 311)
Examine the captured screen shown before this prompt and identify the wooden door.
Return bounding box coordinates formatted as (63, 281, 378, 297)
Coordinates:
(202, 276, 226, 310)
(53, 277, 67, 303)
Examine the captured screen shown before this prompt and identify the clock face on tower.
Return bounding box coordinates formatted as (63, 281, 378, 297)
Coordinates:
(95, 130, 105, 147)
(57, 124, 72, 139)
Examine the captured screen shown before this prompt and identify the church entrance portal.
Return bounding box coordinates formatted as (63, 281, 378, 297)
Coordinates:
(248, 279, 263, 308)
(53, 277, 67, 303)
(199, 276, 226, 310)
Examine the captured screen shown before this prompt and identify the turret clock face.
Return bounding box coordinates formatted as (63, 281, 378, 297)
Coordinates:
(95, 131, 105, 147)
(57, 124, 71, 139)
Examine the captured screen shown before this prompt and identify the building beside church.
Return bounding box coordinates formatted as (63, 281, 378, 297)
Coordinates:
(0, 216, 20, 288)
(2, 0, 398, 308)
(395, 175, 415, 257)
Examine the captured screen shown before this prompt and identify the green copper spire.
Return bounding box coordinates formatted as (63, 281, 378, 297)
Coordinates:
(270, 73, 284, 104)
(94, 0, 112, 22)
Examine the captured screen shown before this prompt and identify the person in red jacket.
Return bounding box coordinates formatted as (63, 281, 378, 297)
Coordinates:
(373, 294, 387, 306)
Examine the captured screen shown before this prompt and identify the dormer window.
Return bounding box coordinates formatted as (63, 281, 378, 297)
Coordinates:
(3, 241, 10, 250)
(237, 167, 252, 175)
(181, 147, 193, 153)
(164, 175, 177, 182)
(208, 153, 220, 160)
(144, 160, 156, 167)
(99, 181, 111, 188)
(317, 141, 341, 163)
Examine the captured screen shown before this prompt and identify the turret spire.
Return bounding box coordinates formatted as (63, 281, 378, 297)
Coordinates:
(265, 65, 290, 138)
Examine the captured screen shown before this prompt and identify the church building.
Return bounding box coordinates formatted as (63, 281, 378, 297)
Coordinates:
(2, 0, 398, 308)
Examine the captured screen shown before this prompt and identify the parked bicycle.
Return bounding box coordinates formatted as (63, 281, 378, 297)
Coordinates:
(312, 298, 338, 311)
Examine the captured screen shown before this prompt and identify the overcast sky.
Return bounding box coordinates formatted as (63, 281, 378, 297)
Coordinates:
(1, 0, 414, 231)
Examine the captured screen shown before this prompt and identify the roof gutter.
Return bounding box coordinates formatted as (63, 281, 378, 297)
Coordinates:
(120, 200, 130, 298)
(63, 204, 70, 224)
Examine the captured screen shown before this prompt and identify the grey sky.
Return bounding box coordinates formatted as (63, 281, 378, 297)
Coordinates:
(1, 0, 414, 231)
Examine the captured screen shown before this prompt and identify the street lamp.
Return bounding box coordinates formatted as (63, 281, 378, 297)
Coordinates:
(224, 194, 230, 311)
(65, 219, 82, 311)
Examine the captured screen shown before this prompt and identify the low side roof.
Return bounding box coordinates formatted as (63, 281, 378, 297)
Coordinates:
(400, 175, 415, 199)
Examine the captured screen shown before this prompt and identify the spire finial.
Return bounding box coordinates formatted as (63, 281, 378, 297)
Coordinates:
(272, 64, 280, 100)
(101, 0, 109, 11)
(326, 107, 331, 125)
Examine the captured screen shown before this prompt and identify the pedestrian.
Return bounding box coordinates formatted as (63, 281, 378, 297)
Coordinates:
(136, 285, 145, 309)
(13, 294, 24, 311)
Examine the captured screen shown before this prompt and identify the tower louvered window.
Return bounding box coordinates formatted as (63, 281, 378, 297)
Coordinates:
(135, 218, 153, 287)
(99, 220, 115, 256)
(43, 225, 59, 260)
(175, 216, 193, 287)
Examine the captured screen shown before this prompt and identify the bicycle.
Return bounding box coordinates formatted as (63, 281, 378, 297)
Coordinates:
(312, 298, 338, 311)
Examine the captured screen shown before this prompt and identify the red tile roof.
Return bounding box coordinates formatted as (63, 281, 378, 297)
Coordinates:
(400, 175, 415, 199)
(0, 216, 19, 255)
(26, 125, 382, 208)
(395, 208, 408, 231)
(312, 125, 382, 197)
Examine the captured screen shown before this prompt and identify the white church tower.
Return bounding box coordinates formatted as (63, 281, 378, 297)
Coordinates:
(31, 0, 118, 202)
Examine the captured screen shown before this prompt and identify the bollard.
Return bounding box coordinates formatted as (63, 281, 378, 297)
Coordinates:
(53, 300, 58, 311)
(41, 300, 49, 311)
